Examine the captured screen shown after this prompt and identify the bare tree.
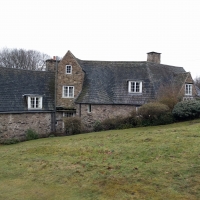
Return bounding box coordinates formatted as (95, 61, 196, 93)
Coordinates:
(0, 48, 50, 70)
(156, 84, 183, 111)
(194, 76, 200, 88)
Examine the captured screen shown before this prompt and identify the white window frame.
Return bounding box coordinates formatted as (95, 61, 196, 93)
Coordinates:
(63, 86, 74, 98)
(27, 96, 43, 109)
(66, 65, 72, 74)
(128, 81, 142, 93)
(185, 84, 192, 96)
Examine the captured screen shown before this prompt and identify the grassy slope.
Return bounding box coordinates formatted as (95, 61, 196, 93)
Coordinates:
(0, 120, 200, 200)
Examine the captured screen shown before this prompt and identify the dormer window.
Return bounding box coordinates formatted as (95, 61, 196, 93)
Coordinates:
(185, 84, 192, 95)
(66, 65, 72, 74)
(128, 81, 142, 93)
(27, 95, 43, 109)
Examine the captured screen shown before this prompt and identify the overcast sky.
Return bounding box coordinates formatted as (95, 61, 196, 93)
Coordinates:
(0, 0, 200, 78)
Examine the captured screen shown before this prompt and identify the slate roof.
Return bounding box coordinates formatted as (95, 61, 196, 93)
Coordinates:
(75, 58, 186, 105)
(0, 67, 55, 112)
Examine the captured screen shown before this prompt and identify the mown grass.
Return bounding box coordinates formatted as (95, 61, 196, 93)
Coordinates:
(1, 120, 200, 199)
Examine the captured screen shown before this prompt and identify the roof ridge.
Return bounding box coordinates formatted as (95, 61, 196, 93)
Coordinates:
(78, 58, 146, 62)
(0, 66, 54, 73)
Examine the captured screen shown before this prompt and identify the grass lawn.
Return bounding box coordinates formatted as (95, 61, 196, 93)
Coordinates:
(0, 120, 200, 200)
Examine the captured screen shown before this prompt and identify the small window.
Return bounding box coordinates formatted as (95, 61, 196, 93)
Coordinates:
(66, 65, 72, 74)
(88, 104, 92, 113)
(63, 111, 76, 117)
(185, 84, 192, 95)
(27, 96, 43, 109)
(128, 81, 142, 93)
(63, 86, 74, 98)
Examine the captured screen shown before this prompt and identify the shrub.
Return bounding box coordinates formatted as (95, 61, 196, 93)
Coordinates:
(172, 100, 200, 120)
(93, 121, 103, 132)
(94, 111, 138, 131)
(26, 129, 39, 140)
(64, 117, 82, 135)
(138, 102, 173, 125)
(157, 84, 182, 110)
(101, 117, 121, 130)
(0, 138, 20, 145)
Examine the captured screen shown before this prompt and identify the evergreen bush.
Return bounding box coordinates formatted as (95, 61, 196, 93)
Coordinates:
(93, 121, 103, 132)
(26, 129, 39, 140)
(172, 100, 200, 120)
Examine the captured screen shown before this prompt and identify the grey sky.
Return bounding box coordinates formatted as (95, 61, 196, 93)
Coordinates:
(0, 0, 200, 78)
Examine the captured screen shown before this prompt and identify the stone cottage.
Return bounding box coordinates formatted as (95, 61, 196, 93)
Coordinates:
(46, 51, 197, 131)
(0, 51, 197, 140)
(0, 67, 55, 141)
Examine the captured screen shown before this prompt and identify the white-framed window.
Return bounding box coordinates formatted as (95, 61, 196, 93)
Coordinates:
(185, 84, 192, 95)
(66, 65, 72, 74)
(27, 96, 43, 109)
(63, 86, 74, 98)
(128, 81, 142, 93)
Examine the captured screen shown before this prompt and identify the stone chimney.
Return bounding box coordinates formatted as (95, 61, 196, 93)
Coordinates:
(147, 52, 161, 64)
(45, 56, 59, 72)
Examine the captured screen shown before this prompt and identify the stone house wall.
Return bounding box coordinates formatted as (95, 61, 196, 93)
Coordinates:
(0, 112, 52, 141)
(79, 104, 136, 129)
(56, 52, 85, 108)
(55, 112, 65, 133)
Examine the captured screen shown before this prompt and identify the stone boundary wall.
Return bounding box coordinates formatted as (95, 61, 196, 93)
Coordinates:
(0, 112, 52, 141)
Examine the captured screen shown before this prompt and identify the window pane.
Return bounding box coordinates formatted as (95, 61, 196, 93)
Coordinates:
(35, 97, 39, 108)
(136, 82, 140, 92)
(189, 85, 192, 94)
(64, 87, 68, 97)
(69, 87, 73, 97)
(131, 82, 135, 92)
(31, 97, 35, 108)
(186, 85, 188, 94)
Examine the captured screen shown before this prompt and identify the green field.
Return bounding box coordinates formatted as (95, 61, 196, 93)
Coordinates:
(0, 120, 200, 200)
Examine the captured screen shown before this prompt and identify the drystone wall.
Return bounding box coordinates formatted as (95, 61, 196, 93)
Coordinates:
(0, 112, 52, 142)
